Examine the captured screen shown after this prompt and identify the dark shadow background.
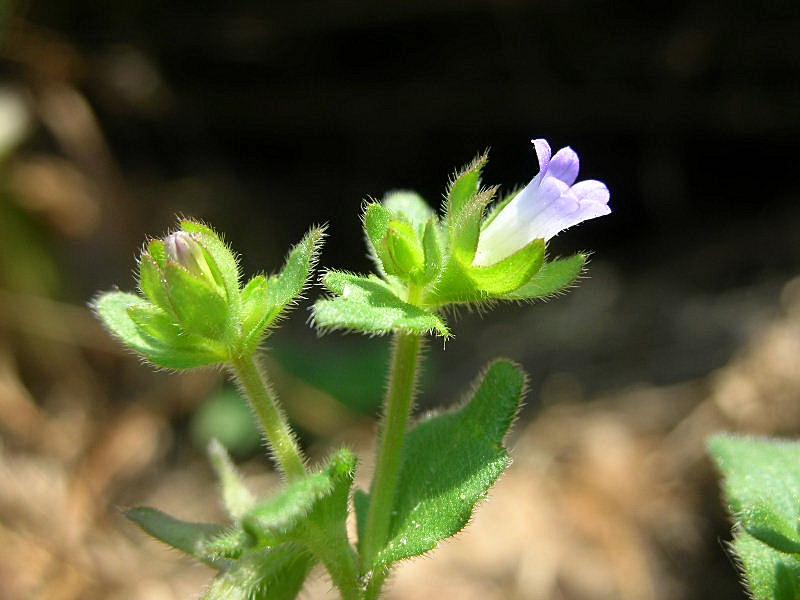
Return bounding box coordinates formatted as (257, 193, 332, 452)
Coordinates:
(1, 1, 799, 599)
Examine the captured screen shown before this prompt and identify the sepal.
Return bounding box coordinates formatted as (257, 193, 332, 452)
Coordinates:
(503, 253, 586, 301)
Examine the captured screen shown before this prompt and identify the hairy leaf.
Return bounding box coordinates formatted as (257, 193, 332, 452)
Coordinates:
(445, 152, 487, 220)
(709, 435, 800, 600)
(265, 226, 325, 325)
(503, 254, 586, 301)
(93, 291, 225, 369)
(125, 507, 226, 567)
(203, 543, 314, 600)
(313, 271, 450, 337)
(361, 360, 526, 572)
(242, 470, 335, 546)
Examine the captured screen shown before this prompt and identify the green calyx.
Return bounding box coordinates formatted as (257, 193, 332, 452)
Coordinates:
(94, 220, 325, 369)
(313, 153, 586, 339)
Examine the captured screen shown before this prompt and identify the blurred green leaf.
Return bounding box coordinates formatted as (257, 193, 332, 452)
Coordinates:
(207, 439, 256, 521)
(709, 435, 800, 600)
(125, 507, 227, 568)
(191, 388, 261, 457)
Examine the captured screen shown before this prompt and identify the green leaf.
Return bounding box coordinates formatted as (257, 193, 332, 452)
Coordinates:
(240, 275, 270, 351)
(203, 543, 315, 600)
(362, 360, 526, 571)
(93, 291, 225, 369)
(364, 203, 391, 249)
(180, 220, 241, 312)
(313, 271, 450, 337)
(383, 191, 435, 236)
(445, 152, 487, 220)
(293, 449, 360, 598)
(742, 501, 800, 555)
(504, 254, 586, 301)
(240, 450, 360, 597)
(147, 239, 168, 268)
(709, 435, 800, 599)
(208, 439, 256, 522)
(265, 226, 326, 326)
(242, 470, 335, 546)
(125, 506, 227, 567)
(447, 186, 496, 264)
(164, 263, 230, 340)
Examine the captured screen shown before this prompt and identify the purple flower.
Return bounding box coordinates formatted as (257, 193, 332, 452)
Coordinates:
(473, 139, 611, 267)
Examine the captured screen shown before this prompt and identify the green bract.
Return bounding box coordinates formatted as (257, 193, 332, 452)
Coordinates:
(93, 220, 325, 369)
(313, 154, 586, 339)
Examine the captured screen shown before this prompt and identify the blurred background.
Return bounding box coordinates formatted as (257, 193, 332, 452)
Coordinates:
(1, 1, 799, 598)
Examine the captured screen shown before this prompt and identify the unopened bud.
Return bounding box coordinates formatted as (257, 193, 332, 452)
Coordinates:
(164, 231, 218, 286)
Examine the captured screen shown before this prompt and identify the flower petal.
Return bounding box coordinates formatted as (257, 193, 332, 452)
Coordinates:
(548, 146, 580, 186)
(571, 179, 610, 206)
(531, 138, 551, 176)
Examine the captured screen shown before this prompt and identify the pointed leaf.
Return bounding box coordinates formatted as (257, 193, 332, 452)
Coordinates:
(362, 360, 526, 571)
(448, 186, 496, 264)
(125, 507, 227, 567)
(313, 271, 450, 337)
(265, 226, 325, 326)
(208, 439, 256, 522)
(203, 543, 315, 600)
(504, 254, 586, 301)
(445, 152, 487, 220)
(709, 435, 800, 599)
(93, 291, 225, 369)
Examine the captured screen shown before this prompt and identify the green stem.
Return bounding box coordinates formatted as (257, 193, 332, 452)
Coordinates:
(230, 353, 307, 481)
(360, 332, 423, 572)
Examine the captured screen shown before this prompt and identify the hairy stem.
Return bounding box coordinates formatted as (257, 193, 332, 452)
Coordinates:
(230, 353, 307, 481)
(360, 332, 423, 573)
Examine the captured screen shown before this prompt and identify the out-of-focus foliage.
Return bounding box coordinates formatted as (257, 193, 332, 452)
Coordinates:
(710, 435, 800, 600)
(191, 388, 262, 458)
